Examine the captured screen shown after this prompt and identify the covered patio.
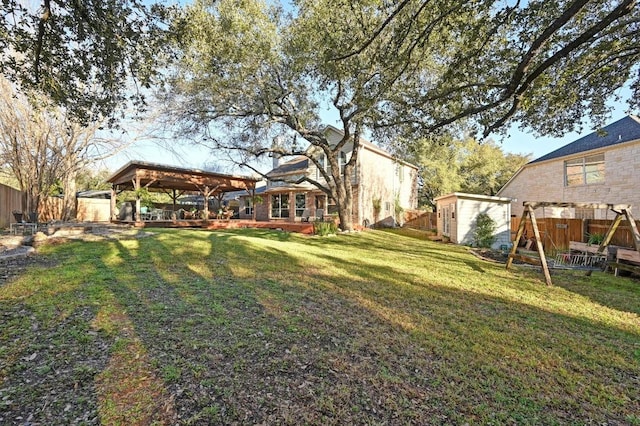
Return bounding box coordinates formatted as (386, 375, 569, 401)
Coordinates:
(107, 161, 313, 233)
(107, 161, 314, 234)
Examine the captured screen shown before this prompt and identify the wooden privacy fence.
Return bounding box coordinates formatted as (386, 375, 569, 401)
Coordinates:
(1, 186, 111, 228)
(403, 210, 437, 230)
(0, 183, 23, 229)
(77, 199, 111, 222)
(511, 217, 640, 251)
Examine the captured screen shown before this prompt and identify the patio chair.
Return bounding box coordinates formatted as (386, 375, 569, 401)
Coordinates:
(315, 208, 324, 221)
(150, 208, 163, 220)
(301, 208, 311, 222)
(139, 206, 151, 221)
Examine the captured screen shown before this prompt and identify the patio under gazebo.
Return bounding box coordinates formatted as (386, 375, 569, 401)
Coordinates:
(107, 160, 261, 222)
(106, 161, 314, 233)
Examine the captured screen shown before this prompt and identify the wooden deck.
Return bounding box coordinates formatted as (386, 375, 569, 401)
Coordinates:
(116, 219, 315, 235)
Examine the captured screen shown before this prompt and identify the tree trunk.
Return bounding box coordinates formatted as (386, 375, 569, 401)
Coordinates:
(334, 173, 353, 231)
(62, 171, 77, 221)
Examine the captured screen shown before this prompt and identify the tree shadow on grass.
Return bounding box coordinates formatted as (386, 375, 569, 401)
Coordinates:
(108, 229, 640, 424)
(552, 270, 640, 316)
(3, 229, 638, 425)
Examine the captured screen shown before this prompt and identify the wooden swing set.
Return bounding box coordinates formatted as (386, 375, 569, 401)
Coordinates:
(506, 201, 640, 286)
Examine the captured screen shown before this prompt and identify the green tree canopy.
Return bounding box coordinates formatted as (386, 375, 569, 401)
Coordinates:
(343, 0, 639, 139)
(163, 0, 638, 230)
(0, 1, 170, 125)
(405, 136, 530, 209)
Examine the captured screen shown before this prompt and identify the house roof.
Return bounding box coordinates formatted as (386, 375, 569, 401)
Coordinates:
(266, 156, 309, 177)
(76, 190, 111, 199)
(530, 115, 640, 164)
(266, 126, 418, 178)
(324, 125, 419, 170)
(107, 160, 260, 193)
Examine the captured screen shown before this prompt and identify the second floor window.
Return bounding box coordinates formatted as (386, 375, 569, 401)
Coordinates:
(565, 153, 605, 186)
(318, 151, 349, 179)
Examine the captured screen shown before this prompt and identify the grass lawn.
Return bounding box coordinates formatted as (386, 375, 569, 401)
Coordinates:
(0, 227, 639, 425)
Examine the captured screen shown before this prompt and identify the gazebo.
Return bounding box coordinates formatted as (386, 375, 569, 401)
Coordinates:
(107, 161, 260, 222)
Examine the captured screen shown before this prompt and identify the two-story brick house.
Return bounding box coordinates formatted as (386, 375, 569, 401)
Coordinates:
(497, 115, 640, 218)
(238, 126, 419, 227)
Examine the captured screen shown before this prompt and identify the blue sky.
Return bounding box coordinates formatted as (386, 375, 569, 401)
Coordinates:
(103, 1, 638, 173)
(103, 102, 636, 176)
(105, 93, 636, 174)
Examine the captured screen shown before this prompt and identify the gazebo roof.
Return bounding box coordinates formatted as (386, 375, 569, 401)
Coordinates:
(107, 161, 260, 194)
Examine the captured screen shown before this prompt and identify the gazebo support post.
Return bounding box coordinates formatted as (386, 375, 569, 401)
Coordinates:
(133, 177, 141, 223)
(110, 186, 117, 221)
(172, 189, 177, 218)
(203, 186, 210, 221)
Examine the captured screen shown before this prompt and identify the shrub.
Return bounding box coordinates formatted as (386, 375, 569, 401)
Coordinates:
(586, 232, 605, 245)
(313, 219, 338, 236)
(473, 213, 496, 248)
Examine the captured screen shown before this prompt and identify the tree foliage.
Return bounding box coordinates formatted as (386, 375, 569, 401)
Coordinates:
(334, 0, 639, 139)
(163, 0, 638, 231)
(163, 0, 375, 231)
(0, 1, 170, 125)
(473, 213, 497, 248)
(405, 136, 530, 209)
(0, 77, 130, 219)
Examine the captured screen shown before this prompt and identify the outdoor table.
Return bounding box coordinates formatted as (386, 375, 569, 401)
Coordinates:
(10, 222, 38, 235)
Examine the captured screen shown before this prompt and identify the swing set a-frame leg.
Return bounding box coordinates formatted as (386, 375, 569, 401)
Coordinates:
(506, 206, 553, 286)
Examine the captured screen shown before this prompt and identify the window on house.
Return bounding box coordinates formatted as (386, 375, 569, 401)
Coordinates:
(271, 194, 289, 218)
(574, 208, 594, 220)
(295, 193, 306, 217)
(339, 151, 347, 175)
(244, 199, 253, 215)
(318, 151, 348, 179)
(565, 153, 605, 186)
(317, 155, 326, 181)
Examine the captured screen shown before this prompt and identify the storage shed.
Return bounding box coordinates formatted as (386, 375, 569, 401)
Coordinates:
(435, 193, 512, 250)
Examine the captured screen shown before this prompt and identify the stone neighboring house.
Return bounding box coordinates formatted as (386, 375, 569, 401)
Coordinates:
(435, 192, 512, 250)
(497, 115, 640, 219)
(238, 126, 419, 227)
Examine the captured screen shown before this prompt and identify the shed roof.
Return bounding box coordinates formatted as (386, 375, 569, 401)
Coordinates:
(434, 192, 513, 203)
(530, 115, 640, 164)
(107, 161, 260, 194)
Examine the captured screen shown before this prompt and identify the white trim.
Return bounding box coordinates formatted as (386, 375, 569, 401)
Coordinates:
(434, 192, 513, 203)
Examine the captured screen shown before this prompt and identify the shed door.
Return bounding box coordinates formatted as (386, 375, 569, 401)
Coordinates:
(442, 205, 451, 236)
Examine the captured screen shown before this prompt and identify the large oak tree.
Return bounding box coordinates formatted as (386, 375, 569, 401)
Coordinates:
(163, 0, 638, 231)
(0, 1, 170, 125)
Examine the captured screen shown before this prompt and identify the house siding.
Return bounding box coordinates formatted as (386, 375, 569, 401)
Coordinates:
(499, 140, 640, 218)
(245, 126, 418, 228)
(357, 145, 418, 227)
(436, 194, 458, 243)
(456, 198, 511, 249)
(436, 193, 511, 250)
